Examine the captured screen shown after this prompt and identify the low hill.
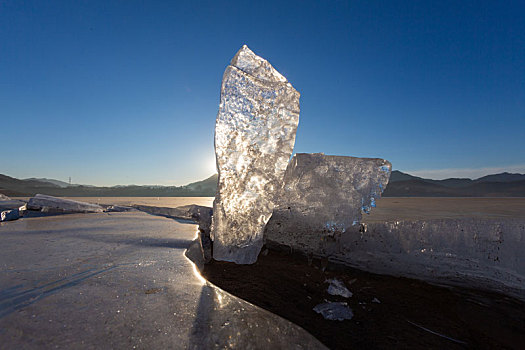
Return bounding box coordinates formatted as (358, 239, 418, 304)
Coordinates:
(476, 172, 525, 183)
(383, 171, 525, 197)
(183, 174, 218, 193)
(24, 178, 71, 188)
(0, 173, 218, 197)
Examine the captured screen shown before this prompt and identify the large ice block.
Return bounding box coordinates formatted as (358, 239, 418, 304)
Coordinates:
(265, 153, 391, 254)
(212, 45, 300, 264)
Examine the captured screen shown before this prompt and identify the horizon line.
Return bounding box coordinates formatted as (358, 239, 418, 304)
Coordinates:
(4, 164, 525, 187)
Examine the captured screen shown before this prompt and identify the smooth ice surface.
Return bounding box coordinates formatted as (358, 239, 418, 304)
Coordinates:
(0, 212, 326, 349)
(212, 45, 300, 264)
(326, 278, 352, 298)
(313, 302, 354, 321)
(265, 153, 391, 254)
(27, 194, 104, 213)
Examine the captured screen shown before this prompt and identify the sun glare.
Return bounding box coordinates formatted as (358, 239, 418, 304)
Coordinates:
(208, 156, 217, 175)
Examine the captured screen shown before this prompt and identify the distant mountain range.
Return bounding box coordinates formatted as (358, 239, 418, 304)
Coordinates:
(0, 173, 218, 197)
(1, 171, 524, 197)
(383, 170, 525, 197)
(24, 177, 86, 188)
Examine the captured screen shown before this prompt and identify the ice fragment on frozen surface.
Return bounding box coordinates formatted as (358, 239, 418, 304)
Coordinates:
(326, 278, 352, 298)
(27, 194, 104, 213)
(313, 302, 354, 321)
(212, 45, 300, 264)
(1, 208, 20, 222)
(265, 153, 391, 252)
(105, 205, 136, 212)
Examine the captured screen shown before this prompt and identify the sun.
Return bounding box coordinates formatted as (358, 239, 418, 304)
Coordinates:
(208, 156, 218, 175)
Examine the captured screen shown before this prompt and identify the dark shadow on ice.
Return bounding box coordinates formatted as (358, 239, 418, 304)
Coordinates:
(187, 285, 217, 349)
(185, 266, 327, 349)
(22, 211, 80, 218)
(2, 226, 114, 236)
(71, 232, 192, 250)
(1, 225, 191, 249)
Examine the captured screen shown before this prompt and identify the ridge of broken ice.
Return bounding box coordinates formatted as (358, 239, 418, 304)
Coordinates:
(27, 194, 103, 213)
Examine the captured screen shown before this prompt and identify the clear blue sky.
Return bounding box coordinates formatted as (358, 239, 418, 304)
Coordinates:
(1, 0, 524, 185)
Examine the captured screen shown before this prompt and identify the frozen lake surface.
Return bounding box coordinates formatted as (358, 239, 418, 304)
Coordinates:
(12, 197, 525, 220)
(0, 211, 325, 349)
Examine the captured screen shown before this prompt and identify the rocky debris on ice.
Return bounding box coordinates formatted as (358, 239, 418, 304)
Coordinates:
(212, 45, 300, 264)
(265, 153, 391, 254)
(313, 302, 354, 321)
(27, 194, 104, 213)
(326, 278, 353, 298)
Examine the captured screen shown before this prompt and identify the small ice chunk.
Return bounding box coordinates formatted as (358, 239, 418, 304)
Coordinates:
(313, 302, 354, 321)
(326, 278, 352, 298)
(1, 208, 19, 222)
(372, 297, 381, 303)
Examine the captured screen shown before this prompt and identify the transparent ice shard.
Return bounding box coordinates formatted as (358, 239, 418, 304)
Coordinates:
(212, 45, 300, 264)
(313, 302, 354, 321)
(326, 278, 352, 298)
